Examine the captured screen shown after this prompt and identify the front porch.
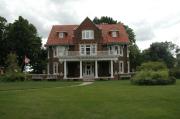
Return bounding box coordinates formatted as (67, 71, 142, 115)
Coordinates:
(63, 60, 114, 80)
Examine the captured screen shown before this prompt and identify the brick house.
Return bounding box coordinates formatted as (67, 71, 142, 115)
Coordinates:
(46, 17, 130, 80)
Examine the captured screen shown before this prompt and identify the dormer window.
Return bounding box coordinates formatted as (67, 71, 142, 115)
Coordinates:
(112, 31, 117, 37)
(82, 30, 94, 39)
(59, 32, 64, 38)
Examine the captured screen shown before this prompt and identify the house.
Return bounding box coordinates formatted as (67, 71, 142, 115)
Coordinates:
(45, 17, 130, 80)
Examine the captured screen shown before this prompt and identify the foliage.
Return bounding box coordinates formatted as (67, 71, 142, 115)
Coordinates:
(93, 16, 117, 24)
(0, 72, 25, 82)
(170, 67, 180, 79)
(5, 53, 20, 73)
(0, 15, 47, 73)
(129, 44, 142, 71)
(131, 61, 176, 85)
(0, 16, 8, 67)
(142, 42, 176, 68)
(31, 48, 47, 73)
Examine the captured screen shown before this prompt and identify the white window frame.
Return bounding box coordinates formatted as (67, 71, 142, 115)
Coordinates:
(112, 31, 117, 37)
(119, 61, 124, 74)
(79, 44, 97, 56)
(59, 32, 64, 38)
(82, 30, 94, 39)
(53, 62, 59, 74)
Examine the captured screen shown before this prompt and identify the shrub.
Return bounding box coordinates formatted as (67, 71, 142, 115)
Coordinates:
(170, 68, 180, 79)
(131, 61, 176, 85)
(0, 72, 25, 82)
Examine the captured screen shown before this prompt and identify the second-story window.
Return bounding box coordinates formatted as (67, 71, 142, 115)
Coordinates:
(53, 47, 58, 57)
(59, 32, 64, 38)
(82, 30, 94, 39)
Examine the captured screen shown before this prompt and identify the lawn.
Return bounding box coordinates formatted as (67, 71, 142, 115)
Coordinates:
(0, 80, 180, 119)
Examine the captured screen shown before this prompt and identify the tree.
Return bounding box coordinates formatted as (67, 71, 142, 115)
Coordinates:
(0, 16, 8, 67)
(6, 16, 42, 71)
(6, 53, 20, 73)
(31, 48, 47, 73)
(142, 42, 176, 68)
(93, 16, 117, 24)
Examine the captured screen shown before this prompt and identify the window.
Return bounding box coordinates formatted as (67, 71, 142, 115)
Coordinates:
(82, 30, 94, 39)
(119, 61, 124, 74)
(80, 44, 97, 55)
(120, 46, 123, 56)
(53, 47, 59, 57)
(112, 31, 117, 37)
(53, 62, 58, 74)
(59, 32, 64, 38)
(80, 45, 85, 55)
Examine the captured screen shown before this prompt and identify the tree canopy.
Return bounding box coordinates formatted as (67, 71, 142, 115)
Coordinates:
(142, 42, 176, 68)
(0, 16, 47, 73)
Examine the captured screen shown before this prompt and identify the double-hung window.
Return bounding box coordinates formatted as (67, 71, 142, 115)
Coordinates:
(82, 30, 94, 39)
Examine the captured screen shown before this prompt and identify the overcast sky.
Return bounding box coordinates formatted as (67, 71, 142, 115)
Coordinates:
(0, 0, 180, 50)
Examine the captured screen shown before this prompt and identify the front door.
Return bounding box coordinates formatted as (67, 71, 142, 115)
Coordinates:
(83, 62, 94, 77)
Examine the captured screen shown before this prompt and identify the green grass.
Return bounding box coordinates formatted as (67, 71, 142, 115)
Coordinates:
(0, 80, 180, 119)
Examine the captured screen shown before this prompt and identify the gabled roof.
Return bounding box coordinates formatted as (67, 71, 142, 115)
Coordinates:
(46, 25, 78, 45)
(97, 24, 129, 44)
(46, 19, 129, 46)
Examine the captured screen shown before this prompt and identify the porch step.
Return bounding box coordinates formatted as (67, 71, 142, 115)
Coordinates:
(83, 78, 95, 82)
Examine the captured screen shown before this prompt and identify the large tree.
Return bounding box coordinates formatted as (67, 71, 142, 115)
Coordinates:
(0, 16, 8, 67)
(142, 42, 176, 68)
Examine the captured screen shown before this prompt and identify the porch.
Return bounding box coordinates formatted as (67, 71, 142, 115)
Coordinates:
(63, 60, 114, 80)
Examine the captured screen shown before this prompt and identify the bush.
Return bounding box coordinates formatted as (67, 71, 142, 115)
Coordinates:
(131, 61, 176, 85)
(0, 72, 25, 82)
(170, 68, 180, 79)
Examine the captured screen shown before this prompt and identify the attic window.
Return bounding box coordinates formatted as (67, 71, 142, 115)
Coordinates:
(112, 31, 117, 37)
(59, 32, 64, 38)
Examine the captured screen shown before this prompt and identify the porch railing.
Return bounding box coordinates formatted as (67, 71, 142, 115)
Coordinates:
(59, 51, 119, 59)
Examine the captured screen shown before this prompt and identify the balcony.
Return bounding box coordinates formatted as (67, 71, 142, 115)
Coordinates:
(59, 51, 119, 61)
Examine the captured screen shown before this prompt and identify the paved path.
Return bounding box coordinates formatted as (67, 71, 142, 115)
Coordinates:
(70, 82, 94, 87)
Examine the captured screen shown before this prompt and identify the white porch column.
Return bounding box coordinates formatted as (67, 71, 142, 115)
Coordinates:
(80, 60, 82, 78)
(64, 60, 67, 79)
(95, 60, 98, 78)
(111, 60, 114, 78)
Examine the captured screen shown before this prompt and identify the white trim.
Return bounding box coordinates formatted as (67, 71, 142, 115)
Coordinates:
(119, 61, 124, 74)
(111, 60, 114, 78)
(127, 61, 130, 73)
(79, 44, 97, 56)
(64, 61, 67, 78)
(47, 63, 49, 74)
(82, 30, 94, 39)
(127, 47, 129, 57)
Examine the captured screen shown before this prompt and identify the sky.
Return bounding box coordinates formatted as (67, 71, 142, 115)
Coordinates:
(0, 0, 180, 50)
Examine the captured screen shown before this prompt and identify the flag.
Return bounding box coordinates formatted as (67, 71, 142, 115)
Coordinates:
(24, 56, 30, 64)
